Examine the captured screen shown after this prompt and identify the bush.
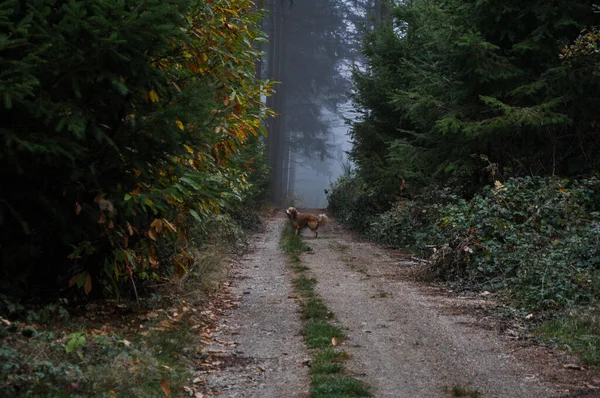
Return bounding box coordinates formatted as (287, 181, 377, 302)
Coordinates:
(326, 172, 381, 232)
(0, 0, 271, 298)
(330, 174, 600, 311)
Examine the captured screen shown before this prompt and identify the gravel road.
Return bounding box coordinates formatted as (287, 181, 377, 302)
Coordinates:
(197, 212, 594, 398)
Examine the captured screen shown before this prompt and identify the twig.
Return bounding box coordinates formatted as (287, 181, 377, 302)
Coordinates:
(130, 275, 141, 310)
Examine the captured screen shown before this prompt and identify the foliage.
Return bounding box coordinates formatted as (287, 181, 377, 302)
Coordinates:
(0, 0, 272, 297)
(534, 306, 600, 367)
(349, 0, 600, 203)
(325, 171, 382, 232)
(330, 175, 600, 312)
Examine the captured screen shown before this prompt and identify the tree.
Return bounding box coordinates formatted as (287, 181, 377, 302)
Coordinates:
(350, 0, 600, 204)
(0, 0, 272, 297)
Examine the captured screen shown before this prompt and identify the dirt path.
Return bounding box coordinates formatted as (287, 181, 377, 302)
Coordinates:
(196, 218, 310, 397)
(198, 213, 594, 397)
(305, 219, 562, 398)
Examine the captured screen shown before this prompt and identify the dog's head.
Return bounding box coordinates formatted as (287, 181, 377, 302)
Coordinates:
(285, 207, 298, 220)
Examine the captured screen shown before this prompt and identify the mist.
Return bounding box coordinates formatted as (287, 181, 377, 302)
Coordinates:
(262, 0, 381, 208)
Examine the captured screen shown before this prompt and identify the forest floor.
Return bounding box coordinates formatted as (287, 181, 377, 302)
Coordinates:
(194, 210, 600, 398)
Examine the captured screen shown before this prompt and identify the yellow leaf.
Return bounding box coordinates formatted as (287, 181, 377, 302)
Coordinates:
(148, 90, 159, 103)
(175, 120, 184, 131)
(84, 273, 92, 294)
(184, 144, 194, 155)
(160, 378, 172, 398)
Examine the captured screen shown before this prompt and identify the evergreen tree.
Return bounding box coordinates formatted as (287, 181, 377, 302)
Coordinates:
(0, 0, 270, 297)
(350, 0, 600, 203)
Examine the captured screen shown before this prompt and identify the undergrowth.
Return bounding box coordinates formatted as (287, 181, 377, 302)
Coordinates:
(280, 222, 370, 397)
(0, 212, 256, 397)
(328, 174, 600, 368)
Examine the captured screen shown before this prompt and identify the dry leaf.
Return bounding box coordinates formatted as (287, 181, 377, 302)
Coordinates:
(563, 364, 584, 370)
(163, 219, 177, 232)
(195, 393, 205, 398)
(69, 272, 84, 288)
(257, 366, 265, 372)
(75, 202, 82, 215)
(175, 120, 184, 131)
(84, 273, 92, 294)
(192, 377, 205, 384)
(331, 337, 338, 346)
(160, 378, 172, 397)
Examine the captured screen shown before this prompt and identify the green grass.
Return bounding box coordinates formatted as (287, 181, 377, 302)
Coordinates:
(280, 223, 371, 397)
(451, 385, 482, 397)
(293, 275, 318, 297)
(304, 321, 345, 349)
(312, 374, 371, 397)
(300, 297, 332, 321)
(291, 264, 310, 272)
(280, 223, 313, 264)
(311, 348, 347, 375)
(534, 312, 600, 368)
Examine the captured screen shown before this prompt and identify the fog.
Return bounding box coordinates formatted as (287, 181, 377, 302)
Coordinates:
(263, 0, 379, 208)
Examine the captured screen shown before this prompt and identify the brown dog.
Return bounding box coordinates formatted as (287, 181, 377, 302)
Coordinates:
(285, 207, 328, 237)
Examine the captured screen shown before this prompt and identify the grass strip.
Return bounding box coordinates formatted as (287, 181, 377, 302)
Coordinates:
(280, 222, 370, 397)
(534, 312, 600, 369)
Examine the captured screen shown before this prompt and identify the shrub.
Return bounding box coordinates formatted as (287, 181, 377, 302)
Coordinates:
(0, 0, 271, 298)
(330, 174, 600, 311)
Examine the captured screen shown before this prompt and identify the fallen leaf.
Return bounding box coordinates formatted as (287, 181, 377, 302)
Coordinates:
(331, 337, 338, 346)
(563, 364, 584, 370)
(192, 377, 206, 384)
(175, 120, 184, 131)
(120, 339, 132, 347)
(195, 393, 205, 398)
(75, 202, 82, 215)
(257, 366, 265, 372)
(287, 294, 298, 299)
(160, 378, 172, 397)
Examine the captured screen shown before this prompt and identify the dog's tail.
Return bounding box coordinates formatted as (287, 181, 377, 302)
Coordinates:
(318, 214, 328, 226)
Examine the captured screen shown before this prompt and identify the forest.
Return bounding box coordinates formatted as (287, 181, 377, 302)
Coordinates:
(1, 0, 599, 395)
(327, 0, 600, 366)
